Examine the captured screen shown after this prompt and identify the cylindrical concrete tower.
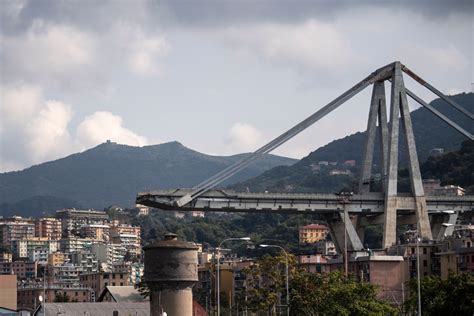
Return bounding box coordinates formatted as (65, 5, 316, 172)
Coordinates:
(143, 233, 199, 316)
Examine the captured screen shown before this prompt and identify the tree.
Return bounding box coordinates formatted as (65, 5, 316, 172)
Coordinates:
(240, 254, 396, 315)
(404, 273, 474, 316)
(137, 280, 150, 299)
(54, 292, 70, 302)
(240, 252, 297, 314)
(291, 271, 397, 315)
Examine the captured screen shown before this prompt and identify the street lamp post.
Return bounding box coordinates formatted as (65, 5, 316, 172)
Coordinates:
(259, 244, 289, 316)
(217, 237, 251, 316)
(416, 232, 422, 316)
(43, 265, 47, 316)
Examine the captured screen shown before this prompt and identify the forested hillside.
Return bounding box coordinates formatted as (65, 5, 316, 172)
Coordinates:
(231, 93, 473, 193)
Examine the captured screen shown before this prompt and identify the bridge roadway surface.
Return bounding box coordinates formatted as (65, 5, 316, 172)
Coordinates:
(137, 189, 474, 214)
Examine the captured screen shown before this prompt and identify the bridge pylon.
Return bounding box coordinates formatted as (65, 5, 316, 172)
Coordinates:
(358, 62, 432, 248)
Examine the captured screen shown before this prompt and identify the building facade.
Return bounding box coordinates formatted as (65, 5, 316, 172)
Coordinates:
(35, 218, 62, 240)
(0, 217, 35, 246)
(299, 224, 329, 244)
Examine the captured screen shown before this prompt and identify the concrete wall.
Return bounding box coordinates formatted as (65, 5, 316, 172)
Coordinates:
(0, 275, 17, 310)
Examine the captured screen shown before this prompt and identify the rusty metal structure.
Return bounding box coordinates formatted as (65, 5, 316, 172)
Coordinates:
(137, 61, 473, 251)
(143, 233, 199, 316)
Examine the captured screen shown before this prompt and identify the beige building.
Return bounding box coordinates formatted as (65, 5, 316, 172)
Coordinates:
(48, 251, 66, 266)
(328, 254, 407, 306)
(0, 275, 17, 310)
(0, 250, 12, 263)
(80, 224, 110, 241)
(298, 254, 331, 273)
(299, 224, 329, 244)
(110, 224, 141, 257)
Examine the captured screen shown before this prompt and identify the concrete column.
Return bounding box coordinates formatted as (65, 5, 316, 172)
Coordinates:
(144, 233, 198, 316)
(377, 90, 389, 192)
(431, 212, 458, 240)
(359, 81, 387, 194)
(399, 81, 432, 240)
(326, 212, 363, 253)
(382, 62, 402, 248)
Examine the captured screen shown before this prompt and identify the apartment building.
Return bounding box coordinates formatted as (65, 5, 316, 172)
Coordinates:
(35, 217, 62, 240)
(56, 209, 108, 236)
(17, 285, 93, 308)
(60, 237, 97, 254)
(79, 224, 110, 241)
(79, 272, 130, 299)
(0, 217, 35, 246)
(11, 237, 59, 261)
(110, 224, 141, 257)
(0, 260, 37, 279)
(48, 252, 66, 266)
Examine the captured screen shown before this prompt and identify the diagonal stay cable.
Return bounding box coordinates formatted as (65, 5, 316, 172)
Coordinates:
(175, 63, 396, 207)
(399, 82, 473, 140)
(402, 64, 474, 120)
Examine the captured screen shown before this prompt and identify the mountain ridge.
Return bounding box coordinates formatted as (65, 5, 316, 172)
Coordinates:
(0, 141, 296, 214)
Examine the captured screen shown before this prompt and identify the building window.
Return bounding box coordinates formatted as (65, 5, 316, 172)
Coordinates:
(112, 282, 116, 286)
(423, 248, 427, 255)
(120, 282, 123, 286)
(411, 248, 415, 254)
(423, 260, 427, 267)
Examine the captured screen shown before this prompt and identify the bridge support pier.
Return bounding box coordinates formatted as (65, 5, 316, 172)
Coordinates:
(326, 212, 364, 253)
(431, 212, 458, 240)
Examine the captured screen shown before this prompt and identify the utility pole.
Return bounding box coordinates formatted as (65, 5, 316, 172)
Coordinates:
(337, 192, 353, 277)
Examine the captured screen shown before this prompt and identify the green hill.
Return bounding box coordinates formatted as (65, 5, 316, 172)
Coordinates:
(0, 141, 296, 215)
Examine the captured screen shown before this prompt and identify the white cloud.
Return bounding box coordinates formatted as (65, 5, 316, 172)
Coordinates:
(1, 23, 96, 88)
(26, 100, 73, 161)
(0, 84, 72, 170)
(426, 45, 469, 72)
(0, 84, 149, 172)
(128, 32, 170, 76)
(225, 122, 264, 153)
(219, 19, 354, 75)
(0, 83, 42, 127)
(110, 23, 170, 77)
(399, 43, 469, 74)
(76, 111, 148, 150)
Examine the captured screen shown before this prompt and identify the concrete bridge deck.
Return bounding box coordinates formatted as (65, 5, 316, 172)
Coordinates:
(137, 189, 474, 214)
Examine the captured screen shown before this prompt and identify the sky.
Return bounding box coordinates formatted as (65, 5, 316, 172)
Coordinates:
(0, 0, 472, 172)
